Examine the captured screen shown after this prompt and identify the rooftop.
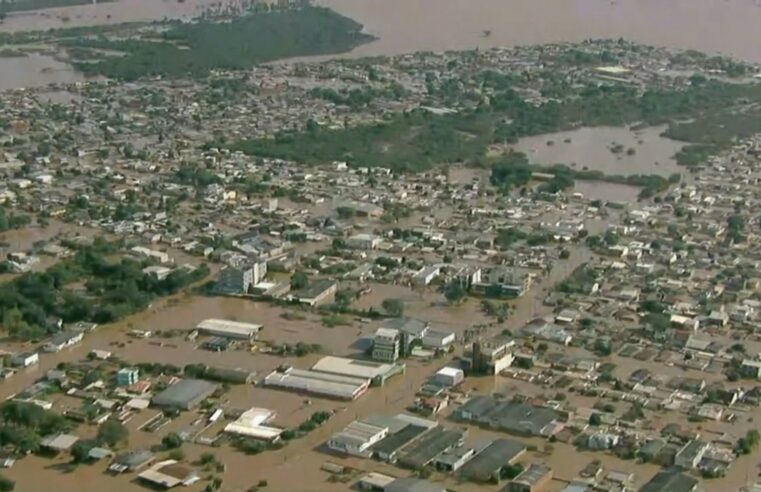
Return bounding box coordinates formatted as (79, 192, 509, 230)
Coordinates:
(458, 439, 527, 481)
(151, 378, 219, 409)
(639, 469, 699, 492)
(196, 318, 262, 336)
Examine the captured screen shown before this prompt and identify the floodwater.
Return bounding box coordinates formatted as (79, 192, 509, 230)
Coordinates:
(0, 53, 83, 91)
(512, 126, 684, 177)
(317, 0, 761, 64)
(573, 180, 641, 203)
(0, 0, 218, 33)
(4, 0, 761, 90)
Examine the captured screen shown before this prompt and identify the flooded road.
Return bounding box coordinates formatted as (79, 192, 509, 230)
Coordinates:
(317, 0, 761, 64)
(512, 126, 684, 177)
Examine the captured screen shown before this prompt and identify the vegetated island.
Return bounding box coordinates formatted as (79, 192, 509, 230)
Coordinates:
(10, 5, 373, 80)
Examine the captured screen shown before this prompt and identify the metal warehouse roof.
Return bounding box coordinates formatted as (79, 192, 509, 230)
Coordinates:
(263, 368, 369, 400)
(224, 407, 283, 441)
(196, 318, 262, 336)
(311, 356, 395, 380)
(458, 439, 527, 481)
(371, 424, 428, 456)
(397, 427, 466, 469)
(151, 379, 219, 408)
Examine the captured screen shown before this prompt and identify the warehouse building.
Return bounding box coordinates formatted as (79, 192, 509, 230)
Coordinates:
(372, 423, 430, 463)
(366, 414, 438, 462)
(385, 477, 447, 492)
(138, 460, 199, 488)
(328, 420, 389, 457)
(454, 395, 562, 437)
(311, 356, 405, 386)
(263, 367, 370, 400)
(224, 407, 283, 442)
(504, 464, 553, 492)
(434, 445, 477, 472)
(639, 469, 699, 492)
(458, 439, 527, 482)
(397, 427, 467, 469)
(289, 279, 338, 307)
(196, 318, 262, 340)
(398, 427, 467, 470)
(329, 414, 439, 461)
(151, 379, 219, 410)
(358, 472, 396, 491)
(433, 367, 464, 387)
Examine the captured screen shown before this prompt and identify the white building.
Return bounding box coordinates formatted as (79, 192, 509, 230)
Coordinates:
(131, 246, 172, 264)
(433, 367, 464, 387)
(142, 265, 172, 280)
(43, 331, 84, 353)
(224, 407, 283, 442)
(413, 265, 441, 286)
(327, 420, 388, 457)
(196, 319, 262, 340)
(263, 367, 369, 400)
(10, 352, 38, 367)
(346, 234, 381, 250)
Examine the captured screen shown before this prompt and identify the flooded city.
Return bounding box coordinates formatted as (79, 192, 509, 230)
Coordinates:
(1, 1, 761, 492)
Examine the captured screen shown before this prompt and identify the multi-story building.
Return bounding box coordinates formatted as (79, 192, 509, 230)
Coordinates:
(372, 328, 401, 362)
(117, 368, 140, 386)
(214, 260, 267, 295)
(466, 336, 515, 375)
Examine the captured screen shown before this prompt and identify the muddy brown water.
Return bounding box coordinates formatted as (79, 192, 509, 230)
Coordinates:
(317, 0, 761, 64)
(512, 126, 684, 178)
(0, 0, 217, 33)
(0, 53, 83, 91)
(4, 0, 761, 90)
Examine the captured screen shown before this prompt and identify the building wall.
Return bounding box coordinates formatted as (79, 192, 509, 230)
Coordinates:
(372, 335, 400, 362)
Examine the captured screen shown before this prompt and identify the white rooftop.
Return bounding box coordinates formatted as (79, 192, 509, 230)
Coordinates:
(311, 356, 395, 380)
(196, 318, 262, 336)
(224, 407, 283, 441)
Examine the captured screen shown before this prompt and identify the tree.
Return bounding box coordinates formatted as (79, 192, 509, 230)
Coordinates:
(737, 430, 761, 455)
(729, 343, 747, 354)
(71, 439, 98, 463)
(589, 413, 602, 426)
(593, 339, 612, 356)
(97, 419, 128, 447)
(336, 206, 355, 219)
(199, 452, 217, 466)
(0, 475, 13, 492)
(603, 229, 619, 246)
(334, 289, 353, 310)
(290, 271, 309, 290)
(161, 432, 183, 450)
(168, 449, 185, 461)
(382, 298, 404, 317)
(444, 282, 467, 304)
(500, 463, 524, 479)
